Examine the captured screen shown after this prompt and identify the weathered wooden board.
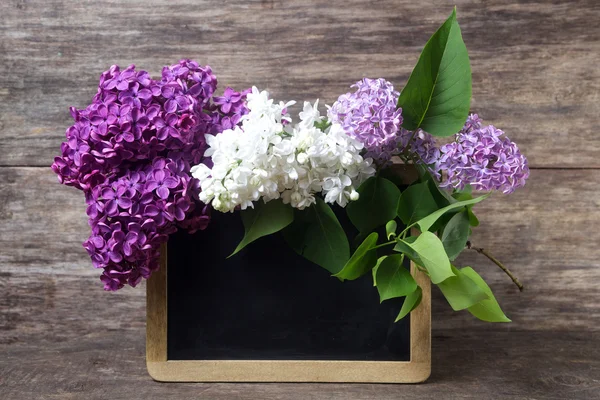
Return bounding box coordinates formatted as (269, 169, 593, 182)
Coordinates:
(2, 167, 599, 337)
(1, 0, 600, 398)
(2, 330, 599, 399)
(1, 167, 599, 399)
(0, 168, 600, 362)
(1, 0, 599, 167)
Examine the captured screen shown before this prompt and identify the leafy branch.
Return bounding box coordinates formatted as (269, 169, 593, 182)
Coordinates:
(466, 241, 524, 291)
(228, 8, 517, 324)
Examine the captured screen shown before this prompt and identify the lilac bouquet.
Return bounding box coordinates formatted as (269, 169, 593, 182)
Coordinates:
(53, 9, 528, 323)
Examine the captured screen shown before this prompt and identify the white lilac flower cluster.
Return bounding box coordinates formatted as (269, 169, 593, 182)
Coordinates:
(190, 87, 376, 212)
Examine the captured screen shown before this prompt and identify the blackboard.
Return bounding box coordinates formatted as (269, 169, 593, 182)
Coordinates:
(167, 209, 410, 362)
(146, 167, 431, 383)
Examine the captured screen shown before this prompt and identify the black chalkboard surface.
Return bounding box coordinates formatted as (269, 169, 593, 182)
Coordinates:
(146, 177, 431, 383)
(166, 208, 411, 362)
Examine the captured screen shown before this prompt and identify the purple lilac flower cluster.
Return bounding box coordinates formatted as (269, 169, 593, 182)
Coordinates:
(328, 78, 437, 167)
(83, 158, 205, 290)
(437, 114, 530, 193)
(397, 128, 440, 167)
(51, 59, 249, 290)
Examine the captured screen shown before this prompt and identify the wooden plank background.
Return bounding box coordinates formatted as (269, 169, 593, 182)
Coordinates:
(1, 0, 599, 398)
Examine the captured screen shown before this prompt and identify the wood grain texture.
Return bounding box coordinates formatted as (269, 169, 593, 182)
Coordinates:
(1, 0, 599, 167)
(1, 330, 598, 399)
(1, 0, 599, 397)
(1, 167, 600, 397)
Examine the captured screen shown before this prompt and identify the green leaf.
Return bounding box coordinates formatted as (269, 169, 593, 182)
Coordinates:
(397, 181, 438, 226)
(386, 220, 398, 240)
(415, 163, 433, 182)
(333, 232, 378, 281)
(231, 199, 294, 257)
(468, 209, 480, 227)
(372, 256, 387, 286)
(380, 166, 413, 187)
(462, 267, 511, 322)
(395, 286, 423, 322)
(427, 176, 456, 208)
(441, 210, 471, 260)
(397, 7, 472, 137)
(438, 266, 488, 311)
(452, 186, 480, 227)
(282, 198, 349, 274)
(396, 232, 454, 284)
(393, 236, 422, 265)
(376, 254, 417, 302)
(426, 177, 459, 233)
(452, 184, 472, 201)
(415, 194, 488, 233)
(347, 177, 401, 234)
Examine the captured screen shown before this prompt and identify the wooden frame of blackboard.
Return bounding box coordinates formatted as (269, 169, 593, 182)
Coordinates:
(146, 165, 431, 383)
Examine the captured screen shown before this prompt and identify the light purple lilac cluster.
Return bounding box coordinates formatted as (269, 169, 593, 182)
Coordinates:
(328, 78, 437, 167)
(328, 78, 528, 192)
(437, 114, 530, 193)
(51, 59, 249, 290)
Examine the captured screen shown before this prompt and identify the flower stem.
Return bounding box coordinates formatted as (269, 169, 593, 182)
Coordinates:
(371, 240, 397, 251)
(466, 241, 524, 291)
